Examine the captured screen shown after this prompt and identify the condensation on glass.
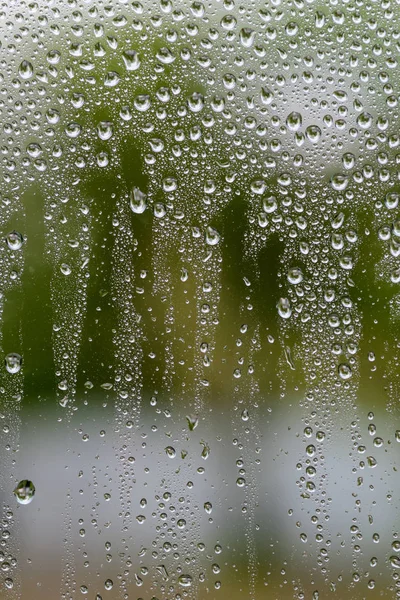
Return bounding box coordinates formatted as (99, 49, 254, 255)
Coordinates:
(0, 0, 399, 598)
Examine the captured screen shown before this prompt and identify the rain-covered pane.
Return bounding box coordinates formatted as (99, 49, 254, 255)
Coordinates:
(1, 0, 400, 598)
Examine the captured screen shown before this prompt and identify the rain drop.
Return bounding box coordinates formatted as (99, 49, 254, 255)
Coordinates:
(13, 480, 35, 505)
(130, 187, 147, 214)
(5, 353, 22, 374)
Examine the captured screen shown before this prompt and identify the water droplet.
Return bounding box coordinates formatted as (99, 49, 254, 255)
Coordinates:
(285, 21, 299, 36)
(342, 152, 355, 170)
(338, 363, 352, 380)
(154, 203, 166, 218)
(104, 71, 120, 87)
(205, 226, 220, 246)
(5, 353, 22, 374)
(277, 298, 292, 319)
(13, 480, 35, 505)
(156, 47, 176, 64)
(331, 212, 345, 229)
(187, 92, 204, 113)
(385, 191, 399, 210)
(288, 267, 303, 284)
(239, 28, 256, 48)
(134, 94, 151, 112)
(305, 125, 321, 143)
(122, 50, 140, 70)
(165, 446, 176, 458)
(201, 441, 210, 459)
(178, 574, 192, 588)
(204, 501, 213, 514)
(19, 60, 34, 80)
(284, 346, 295, 370)
(6, 230, 24, 250)
(65, 122, 82, 139)
(130, 187, 147, 214)
(261, 87, 274, 105)
(390, 555, 400, 568)
(286, 111, 302, 132)
(60, 264, 72, 276)
(97, 121, 113, 141)
(186, 415, 198, 431)
(262, 196, 277, 213)
(306, 444, 316, 457)
(357, 112, 373, 129)
(241, 408, 249, 421)
(251, 180, 266, 195)
(330, 174, 349, 191)
(220, 15, 237, 30)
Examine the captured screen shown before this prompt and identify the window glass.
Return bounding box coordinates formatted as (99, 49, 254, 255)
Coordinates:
(1, 1, 399, 598)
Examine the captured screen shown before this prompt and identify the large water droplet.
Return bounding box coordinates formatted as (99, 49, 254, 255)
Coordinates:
(305, 125, 321, 143)
(277, 298, 292, 319)
(19, 60, 34, 80)
(13, 480, 35, 505)
(130, 187, 147, 214)
(165, 446, 176, 458)
(338, 363, 352, 380)
(134, 94, 151, 112)
(205, 226, 220, 246)
(286, 111, 302, 132)
(187, 92, 204, 113)
(239, 28, 256, 48)
(6, 231, 24, 251)
(178, 574, 192, 587)
(97, 121, 113, 141)
(288, 267, 303, 285)
(156, 47, 176, 64)
(122, 50, 140, 71)
(104, 71, 121, 87)
(385, 191, 399, 210)
(330, 173, 349, 191)
(5, 353, 22, 374)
